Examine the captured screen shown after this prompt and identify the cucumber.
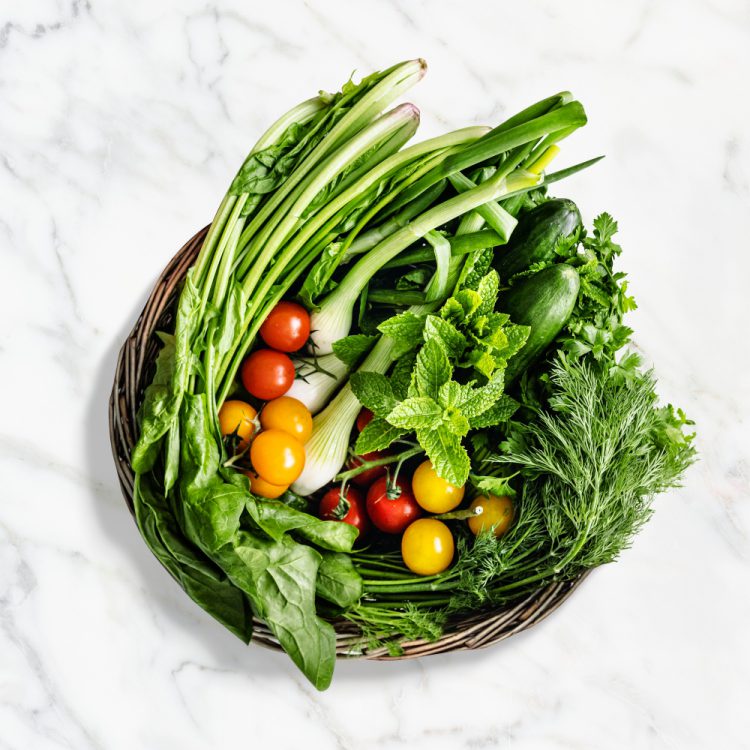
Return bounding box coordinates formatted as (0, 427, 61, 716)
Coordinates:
(496, 199, 582, 280)
(501, 264, 580, 383)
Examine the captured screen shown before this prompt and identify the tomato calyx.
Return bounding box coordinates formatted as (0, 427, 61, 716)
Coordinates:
(331, 490, 352, 520)
(385, 480, 403, 500)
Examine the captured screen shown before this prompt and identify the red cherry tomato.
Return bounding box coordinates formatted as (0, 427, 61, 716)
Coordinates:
(241, 349, 295, 400)
(348, 450, 390, 487)
(356, 408, 374, 432)
(366, 476, 423, 535)
(319, 485, 369, 540)
(259, 301, 310, 352)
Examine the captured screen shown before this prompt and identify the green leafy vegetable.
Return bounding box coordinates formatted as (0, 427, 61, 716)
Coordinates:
(332, 333, 378, 367)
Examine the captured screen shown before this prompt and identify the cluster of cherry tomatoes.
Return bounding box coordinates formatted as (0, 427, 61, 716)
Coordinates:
(218, 301, 313, 496)
(218, 298, 515, 578)
(319, 408, 515, 577)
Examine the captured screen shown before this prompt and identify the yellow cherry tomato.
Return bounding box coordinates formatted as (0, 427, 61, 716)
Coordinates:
(401, 518, 455, 576)
(467, 494, 514, 538)
(411, 459, 465, 513)
(250, 429, 305, 486)
(244, 470, 289, 499)
(218, 400, 258, 449)
(259, 396, 313, 443)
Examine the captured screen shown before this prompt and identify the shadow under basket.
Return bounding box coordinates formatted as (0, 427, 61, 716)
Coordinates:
(108, 227, 586, 660)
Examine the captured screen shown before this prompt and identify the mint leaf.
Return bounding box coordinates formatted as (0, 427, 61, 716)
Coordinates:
(440, 297, 466, 325)
(442, 407, 470, 437)
(349, 372, 397, 417)
(378, 311, 426, 357)
(457, 370, 505, 418)
(355, 418, 407, 453)
(332, 334, 377, 367)
(414, 338, 451, 400)
(501, 324, 530, 360)
(454, 288, 483, 321)
(438, 380, 462, 408)
(476, 270, 500, 315)
(390, 353, 416, 400)
(468, 394, 519, 428)
(466, 348, 496, 378)
(416, 425, 470, 485)
(386, 397, 443, 430)
(457, 247, 493, 292)
(424, 315, 467, 360)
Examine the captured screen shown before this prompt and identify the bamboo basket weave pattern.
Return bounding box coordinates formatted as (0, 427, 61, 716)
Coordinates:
(108, 227, 586, 660)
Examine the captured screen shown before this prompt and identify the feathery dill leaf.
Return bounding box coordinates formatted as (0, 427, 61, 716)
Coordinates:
(494, 356, 696, 573)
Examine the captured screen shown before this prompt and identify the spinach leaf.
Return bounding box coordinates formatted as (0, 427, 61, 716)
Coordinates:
(249, 500, 358, 552)
(230, 533, 337, 691)
(316, 551, 363, 608)
(298, 241, 346, 309)
(133, 474, 253, 642)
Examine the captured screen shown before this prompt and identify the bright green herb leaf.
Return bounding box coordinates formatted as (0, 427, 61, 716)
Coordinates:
(332, 334, 377, 367)
(414, 338, 452, 400)
(470, 473, 517, 498)
(458, 370, 506, 418)
(355, 417, 407, 453)
(390, 352, 416, 400)
(468, 394, 520, 428)
(378, 311, 426, 357)
(442, 407, 470, 437)
(424, 315, 467, 360)
(349, 372, 398, 417)
(386, 397, 443, 430)
(438, 380, 462, 408)
(416, 425, 470, 486)
(476, 270, 500, 315)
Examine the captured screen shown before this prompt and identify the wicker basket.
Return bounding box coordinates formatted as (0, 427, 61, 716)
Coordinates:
(108, 227, 586, 660)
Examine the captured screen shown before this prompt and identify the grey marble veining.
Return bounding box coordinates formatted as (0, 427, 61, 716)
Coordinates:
(1, 1, 748, 748)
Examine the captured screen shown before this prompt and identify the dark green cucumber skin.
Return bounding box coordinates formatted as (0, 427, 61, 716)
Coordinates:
(501, 264, 580, 383)
(496, 199, 582, 280)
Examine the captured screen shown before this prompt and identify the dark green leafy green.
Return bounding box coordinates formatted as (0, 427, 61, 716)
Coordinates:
(316, 551, 364, 607)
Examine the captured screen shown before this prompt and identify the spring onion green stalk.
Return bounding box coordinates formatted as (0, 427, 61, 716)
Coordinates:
(215, 126, 489, 403)
(286, 354, 349, 414)
(342, 179, 448, 259)
(308, 169, 541, 354)
(234, 60, 428, 276)
(381, 229, 503, 269)
(447, 172, 517, 241)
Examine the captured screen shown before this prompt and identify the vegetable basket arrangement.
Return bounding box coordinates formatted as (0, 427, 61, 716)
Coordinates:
(109, 60, 695, 690)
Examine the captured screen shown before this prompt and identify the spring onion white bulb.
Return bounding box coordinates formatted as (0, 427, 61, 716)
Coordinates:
(292, 338, 395, 495)
(286, 354, 349, 414)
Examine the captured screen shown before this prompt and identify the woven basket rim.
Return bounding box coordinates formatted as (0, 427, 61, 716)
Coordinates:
(108, 226, 587, 660)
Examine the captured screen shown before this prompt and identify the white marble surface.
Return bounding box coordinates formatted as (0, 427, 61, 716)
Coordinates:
(2, 0, 749, 747)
